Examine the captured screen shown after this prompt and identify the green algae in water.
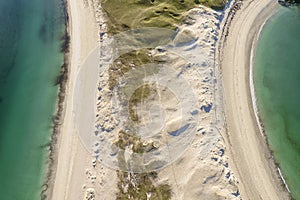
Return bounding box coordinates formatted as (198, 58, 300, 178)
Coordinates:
(254, 7, 300, 199)
(0, 0, 65, 199)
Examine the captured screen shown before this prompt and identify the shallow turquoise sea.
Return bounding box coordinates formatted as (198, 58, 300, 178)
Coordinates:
(254, 6, 300, 199)
(0, 0, 65, 199)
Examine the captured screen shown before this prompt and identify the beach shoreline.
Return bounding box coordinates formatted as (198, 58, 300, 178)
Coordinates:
(45, 0, 102, 199)
(219, 0, 291, 199)
(248, 12, 292, 194)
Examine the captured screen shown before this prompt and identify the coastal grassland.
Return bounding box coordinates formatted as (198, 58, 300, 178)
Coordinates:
(108, 49, 153, 90)
(114, 84, 157, 152)
(113, 84, 169, 199)
(114, 130, 146, 153)
(129, 84, 152, 122)
(114, 129, 170, 199)
(100, 0, 227, 33)
(117, 171, 171, 200)
(114, 129, 158, 158)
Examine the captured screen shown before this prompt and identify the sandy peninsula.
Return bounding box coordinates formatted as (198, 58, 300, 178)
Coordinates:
(48, 0, 292, 199)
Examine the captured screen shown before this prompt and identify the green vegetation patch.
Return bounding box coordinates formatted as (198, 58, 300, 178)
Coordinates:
(113, 112, 170, 199)
(114, 130, 145, 153)
(100, 0, 228, 33)
(129, 84, 152, 105)
(108, 49, 153, 90)
(116, 171, 171, 200)
(114, 127, 158, 154)
(129, 84, 153, 122)
(197, 0, 227, 10)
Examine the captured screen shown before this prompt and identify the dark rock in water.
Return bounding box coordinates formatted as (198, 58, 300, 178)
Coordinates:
(60, 34, 70, 53)
(0, 96, 2, 103)
(201, 103, 212, 113)
(278, 0, 300, 7)
(285, 0, 300, 3)
(39, 24, 47, 43)
(54, 74, 63, 85)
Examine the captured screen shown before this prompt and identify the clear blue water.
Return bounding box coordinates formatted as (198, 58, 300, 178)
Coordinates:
(254, 6, 300, 199)
(0, 0, 65, 199)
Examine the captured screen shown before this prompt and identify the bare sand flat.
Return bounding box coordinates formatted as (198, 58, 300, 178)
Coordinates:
(219, 0, 290, 199)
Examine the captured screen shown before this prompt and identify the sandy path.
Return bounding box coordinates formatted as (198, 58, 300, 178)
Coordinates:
(220, 0, 290, 199)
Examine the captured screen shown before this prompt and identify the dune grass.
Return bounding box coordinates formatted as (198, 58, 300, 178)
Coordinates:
(108, 49, 153, 90)
(129, 84, 152, 122)
(100, 0, 227, 33)
(117, 171, 171, 200)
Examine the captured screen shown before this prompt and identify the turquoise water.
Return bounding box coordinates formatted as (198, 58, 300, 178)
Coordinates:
(254, 6, 300, 199)
(0, 0, 65, 199)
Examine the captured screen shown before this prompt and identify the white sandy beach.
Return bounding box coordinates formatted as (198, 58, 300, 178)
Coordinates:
(49, 0, 292, 199)
(50, 0, 118, 199)
(220, 0, 290, 199)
